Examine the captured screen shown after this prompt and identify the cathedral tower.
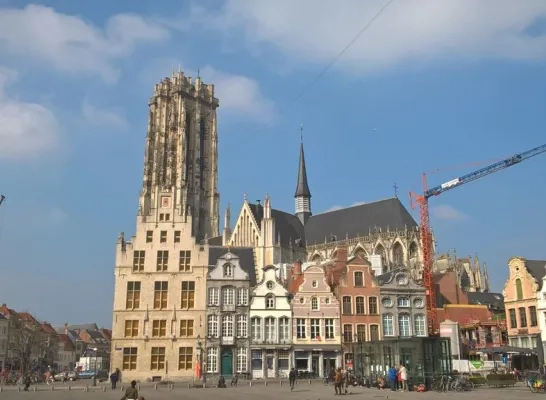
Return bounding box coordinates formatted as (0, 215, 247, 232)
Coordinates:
(139, 70, 220, 239)
(294, 125, 312, 225)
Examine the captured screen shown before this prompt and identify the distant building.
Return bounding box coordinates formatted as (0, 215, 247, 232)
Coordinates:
(537, 269, 546, 356)
(249, 264, 292, 379)
(205, 247, 255, 377)
(0, 314, 9, 370)
(503, 257, 546, 349)
(57, 334, 76, 371)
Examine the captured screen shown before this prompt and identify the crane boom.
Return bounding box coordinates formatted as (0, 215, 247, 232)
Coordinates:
(410, 143, 546, 336)
(425, 144, 546, 198)
(0, 195, 4, 206)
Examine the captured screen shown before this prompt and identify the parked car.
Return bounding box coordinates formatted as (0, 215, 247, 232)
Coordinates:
(77, 369, 108, 381)
(53, 372, 79, 381)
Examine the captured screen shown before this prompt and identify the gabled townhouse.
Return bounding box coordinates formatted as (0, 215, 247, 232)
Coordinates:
(538, 267, 546, 356)
(289, 260, 341, 378)
(249, 264, 292, 379)
(503, 257, 546, 349)
(0, 314, 10, 371)
(205, 247, 255, 377)
(333, 248, 381, 372)
(57, 334, 76, 372)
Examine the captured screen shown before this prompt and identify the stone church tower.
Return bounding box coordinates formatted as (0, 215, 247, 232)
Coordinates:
(139, 71, 220, 239)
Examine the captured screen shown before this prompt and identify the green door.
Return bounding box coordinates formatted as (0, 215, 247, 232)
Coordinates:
(221, 348, 233, 376)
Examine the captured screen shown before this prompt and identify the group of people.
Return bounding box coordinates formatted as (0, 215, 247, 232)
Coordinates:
(377, 364, 408, 391)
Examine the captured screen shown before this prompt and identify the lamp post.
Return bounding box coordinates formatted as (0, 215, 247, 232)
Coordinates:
(196, 335, 205, 384)
(91, 348, 98, 387)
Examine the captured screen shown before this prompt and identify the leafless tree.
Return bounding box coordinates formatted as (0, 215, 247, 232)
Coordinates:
(10, 318, 57, 374)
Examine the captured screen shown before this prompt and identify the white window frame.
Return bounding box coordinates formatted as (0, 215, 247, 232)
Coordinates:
(311, 297, 319, 311)
(222, 314, 234, 337)
(236, 314, 247, 338)
(325, 319, 334, 339)
(223, 287, 235, 306)
(208, 287, 219, 306)
(206, 347, 217, 373)
(397, 297, 410, 308)
(265, 295, 275, 309)
(265, 317, 276, 342)
(251, 317, 261, 340)
(207, 315, 218, 337)
(237, 288, 248, 306)
(413, 314, 427, 336)
(223, 264, 233, 277)
(382, 314, 394, 336)
(310, 318, 320, 339)
(236, 347, 247, 373)
(296, 318, 306, 339)
(398, 314, 411, 337)
(279, 317, 290, 341)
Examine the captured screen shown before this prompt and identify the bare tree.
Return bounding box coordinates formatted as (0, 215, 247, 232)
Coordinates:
(9, 318, 41, 374)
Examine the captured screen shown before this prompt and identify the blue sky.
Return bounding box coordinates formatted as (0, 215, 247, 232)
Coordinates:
(0, 0, 545, 327)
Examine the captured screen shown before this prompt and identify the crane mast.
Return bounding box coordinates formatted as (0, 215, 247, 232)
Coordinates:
(410, 143, 546, 336)
(0, 195, 4, 207)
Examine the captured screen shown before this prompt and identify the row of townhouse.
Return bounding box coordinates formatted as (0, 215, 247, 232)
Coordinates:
(112, 240, 428, 381)
(0, 304, 112, 374)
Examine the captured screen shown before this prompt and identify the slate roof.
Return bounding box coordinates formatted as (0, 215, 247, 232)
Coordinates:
(248, 203, 306, 247)
(208, 235, 223, 246)
(304, 197, 418, 246)
(60, 323, 99, 332)
(466, 292, 505, 310)
(525, 259, 546, 290)
(295, 143, 311, 198)
(208, 246, 257, 285)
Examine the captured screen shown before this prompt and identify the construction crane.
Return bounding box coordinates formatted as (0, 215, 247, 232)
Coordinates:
(410, 143, 546, 336)
(0, 195, 4, 207)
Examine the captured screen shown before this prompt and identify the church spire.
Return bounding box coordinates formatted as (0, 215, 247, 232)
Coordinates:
(295, 124, 312, 225)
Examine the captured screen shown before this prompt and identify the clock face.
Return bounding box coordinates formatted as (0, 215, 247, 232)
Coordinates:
(161, 197, 170, 208)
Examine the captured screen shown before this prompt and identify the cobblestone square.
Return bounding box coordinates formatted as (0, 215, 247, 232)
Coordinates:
(0, 382, 542, 400)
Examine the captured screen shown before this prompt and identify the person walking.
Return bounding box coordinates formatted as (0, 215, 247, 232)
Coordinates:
(334, 368, 343, 395)
(388, 366, 397, 391)
(110, 369, 119, 390)
(399, 364, 408, 392)
(121, 380, 138, 400)
(288, 368, 297, 391)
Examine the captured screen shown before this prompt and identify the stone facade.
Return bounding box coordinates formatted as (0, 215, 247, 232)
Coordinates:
(249, 265, 292, 379)
(503, 257, 544, 349)
(111, 70, 220, 381)
(537, 274, 546, 356)
(376, 268, 428, 338)
(205, 251, 251, 376)
(290, 262, 342, 378)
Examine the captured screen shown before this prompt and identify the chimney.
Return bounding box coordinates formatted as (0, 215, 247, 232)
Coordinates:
(292, 260, 303, 277)
(64, 323, 68, 335)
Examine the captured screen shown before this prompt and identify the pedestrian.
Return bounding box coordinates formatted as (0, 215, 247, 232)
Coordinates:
(334, 368, 343, 395)
(343, 369, 349, 394)
(0, 368, 5, 386)
(288, 368, 296, 391)
(388, 366, 397, 391)
(110, 369, 119, 390)
(121, 380, 138, 400)
(399, 364, 408, 392)
(23, 374, 31, 391)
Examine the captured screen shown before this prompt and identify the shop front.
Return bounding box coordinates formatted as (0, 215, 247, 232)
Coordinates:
(251, 348, 291, 379)
(348, 337, 452, 386)
(293, 345, 341, 378)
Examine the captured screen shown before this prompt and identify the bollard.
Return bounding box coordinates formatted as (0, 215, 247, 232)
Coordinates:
(0, 386, 2, 392)
(137, 384, 140, 391)
(249, 381, 252, 387)
(102, 386, 106, 392)
(308, 379, 311, 385)
(280, 380, 282, 386)
(265, 380, 267, 387)
(33, 386, 37, 392)
(69, 386, 71, 391)
(154, 384, 158, 391)
(170, 383, 173, 391)
(120, 386, 124, 391)
(51, 385, 54, 391)
(17, 387, 21, 392)
(85, 386, 89, 392)
(188, 383, 191, 389)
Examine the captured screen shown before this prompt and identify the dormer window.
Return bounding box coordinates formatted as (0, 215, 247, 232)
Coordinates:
(265, 295, 275, 309)
(223, 264, 233, 278)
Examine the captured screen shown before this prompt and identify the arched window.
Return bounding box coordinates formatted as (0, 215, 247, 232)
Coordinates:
(392, 242, 404, 266)
(382, 314, 394, 336)
(222, 314, 234, 337)
(236, 315, 247, 337)
(251, 317, 261, 340)
(413, 315, 426, 336)
(223, 263, 233, 277)
(398, 314, 411, 337)
(206, 348, 217, 373)
(516, 279, 523, 300)
(265, 294, 275, 309)
(207, 315, 218, 337)
(311, 297, 319, 310)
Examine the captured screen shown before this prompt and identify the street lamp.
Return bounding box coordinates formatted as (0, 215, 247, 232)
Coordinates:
(91, 348, 98, 387)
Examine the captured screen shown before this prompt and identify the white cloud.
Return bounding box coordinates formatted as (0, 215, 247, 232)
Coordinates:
(0, 67, 59, 160)
(200, 66, 275, 123)
(323, 201, 366, 213)
(82, 101, 129, 131)
(0, 5, 169, 82)
(431, 204, 469, 221)
(196, 0, 546, 73)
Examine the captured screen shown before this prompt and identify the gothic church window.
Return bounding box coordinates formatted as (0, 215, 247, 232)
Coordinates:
(392, 242, 404, 266)
(375, 244, 387, 269)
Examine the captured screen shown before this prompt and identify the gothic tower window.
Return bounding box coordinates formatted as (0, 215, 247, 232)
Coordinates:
(375, 244, 387, 270)
(392, 242, 404, 267)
